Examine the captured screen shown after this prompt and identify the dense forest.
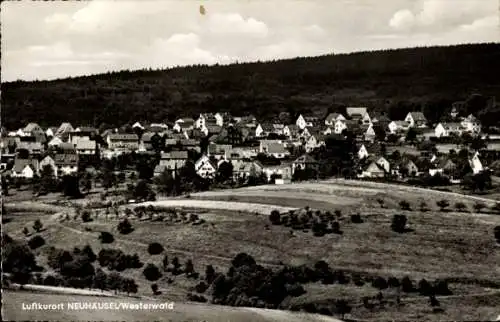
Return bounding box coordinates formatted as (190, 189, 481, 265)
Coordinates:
(2, 43, 500, 129)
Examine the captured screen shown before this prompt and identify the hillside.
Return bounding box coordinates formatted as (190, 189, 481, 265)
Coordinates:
(2, 43, 500, 129)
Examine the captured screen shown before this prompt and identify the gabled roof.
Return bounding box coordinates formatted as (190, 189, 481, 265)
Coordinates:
(54, 153, 78, 166)
(325, 113, 344, 122)
(294, 154, 317, 163)
(206, 124, 222, 134)
(17, 141, 43, 152)
(24, 123, 42, 133)
(267, 143, 287, 154)
(408, 112, 427, 121)
(208, 144, 232, 155)
(161, 151, 188, 159)
(176, 118, 195, 125)
(141, 132, 157, 142)
(438, 122, 464, 130)
(56, 122, 74, 135)
(363, 161, 385, 172)
(346, 107, 368, 117)
(108, 133, 139, 141)
(75, 126, 97, 133)
(75, 139, 96, 150)
(259, 123, 275, 132)
(13, 158, 38, 173)
(58, 142, 77, 151)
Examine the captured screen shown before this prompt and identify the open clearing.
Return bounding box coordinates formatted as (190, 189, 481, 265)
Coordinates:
(3, 180, 500, 321)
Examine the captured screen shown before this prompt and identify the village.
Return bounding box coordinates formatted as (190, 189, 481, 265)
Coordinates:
(1, 102, 499, 197)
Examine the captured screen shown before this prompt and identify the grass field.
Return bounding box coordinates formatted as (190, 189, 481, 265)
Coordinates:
(3, 180, 500, 321)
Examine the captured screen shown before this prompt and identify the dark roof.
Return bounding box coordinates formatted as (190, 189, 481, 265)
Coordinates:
(294, 154, 317, 163)
(13, 158, 38, 173)
(108, 133, 139, 141)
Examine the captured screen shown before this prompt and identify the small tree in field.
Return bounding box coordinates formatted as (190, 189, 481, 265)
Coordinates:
(377, 198, 385, 208)
(420, 201, 429, 212)
(117, 219, 133, 234)
(22, 227, 30, 236)
(391, 214, 407, 233)
(335, 299, 352, 319)
(269, 210, 281, 225)
(455, 202, 467, 212)
(148, 242, 164, 255)
(436, 200, 449, 212)
(143, 264, 162, 281)
(473, 202, 486, 213)
(99, 232, 114, 244)
(494, 226, 500, 244)
(81, 210, 92, 223)
(33, 219, 43, 233)
(399, 200, 411, 211)
(151, 283, 159, 295)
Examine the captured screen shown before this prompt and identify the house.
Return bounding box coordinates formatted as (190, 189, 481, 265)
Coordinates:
(147, 123, 169, 133)
(132, 122, 145, 130)
(469, 152, 484, 174)
(324, 113, 346, 126)
(139, 132, 156, 151)
(333, 119, 348, 134)
(0, 137, 20, 155)
(305, 134, 326, 152)
(358, 161, 385, 178)
(195, 155, 217, 179)
(195, 113, 217, 129)
(214, 112, 233, 127)
(54, 153, 79, 176)
(388, 121, 411, 134)
(283, 125, 300, 139)
(155, 151, 189, 176)
(401, 159, 419, 177)
(173, 118, 195, 132)
(215, 125, 245, 145)
(179, 139, 200, 152)
(57, 142, 77, 154)
(202, 124, 222, 137)
(24, 123, 45, 137)
(461, 114, 482, 134)
(207, 144, 233, 160)
(346, 107, 371, 124)
(232, 160, 264, 180)
(374, 156, 391, 173)
(16, 140, 44, 155)
(235, 115, 258, 128)
(435, 122, 465, 138)
(405, 112, 428, 128)
(292, 154, 319, 174)
(262, 163, 293, 183)
(272, 124, 285, 135)
(260, 140, 290, 159)
(255, 123, 275, 137)
(48, 136, 64, 147)
(39, 155, 57, 177)
(75, 139, 97, 155)
(357, 143, 384, 159)
(55, 122, 74, 137)
(364, 124, 377, 142)
(106, 133, 139, 151)
(296, 114, 320, 130)
(11, 158, 39, 179)
(45, 127, 58, 138)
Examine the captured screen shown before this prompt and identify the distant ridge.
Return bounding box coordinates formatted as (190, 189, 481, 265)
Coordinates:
(2, 43, 499, 129)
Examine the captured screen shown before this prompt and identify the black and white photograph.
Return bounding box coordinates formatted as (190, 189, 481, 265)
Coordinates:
(1, 0, 500, 321)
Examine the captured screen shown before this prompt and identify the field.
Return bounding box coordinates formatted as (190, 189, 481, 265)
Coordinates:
(3, 180, 500, 321)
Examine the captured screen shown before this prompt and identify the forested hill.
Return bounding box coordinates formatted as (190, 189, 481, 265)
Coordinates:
(2, 43, 500, 129)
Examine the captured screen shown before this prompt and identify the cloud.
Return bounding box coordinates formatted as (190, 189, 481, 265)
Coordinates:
(389, 9, 415, 30)
(459, 15, 499, 31)
(303, 24, 327, 39)
(206, 13, 269, 38)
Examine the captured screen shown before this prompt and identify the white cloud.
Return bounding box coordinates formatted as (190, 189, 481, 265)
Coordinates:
(460, 15, 499, 31)
(389, 9, 415, 30)
(206, 13, 269, 38)
(303, 24, 327, 39)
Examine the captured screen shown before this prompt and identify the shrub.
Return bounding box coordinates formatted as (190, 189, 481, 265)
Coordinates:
(117, 219, 133, 234)
(418, 279, 433, 296)
(98, 232, 114, 244)
(350, 214, 363, 224)
(391, 214, 407, 233)
(331, 221, 341, 234)
(473, 202, 486, 213)
(195, 281, 208, 293)
(81, 211, 92, 223)
(22, 227, 30, 236)
(269, 210, 281, 225)
(231, 253, 256, 268)
(420, 201, 429, 212)
(388, 277, 400, 288)
(335, 299, 352, 319)
(433, 279, 452, 295)
(436, 199, 449, 211)
(147, 242, 164, 255)
(495, 226, 500, 243)
(372, 276, 388, 290)
(401, 276, 415, 292)
(143, 264, 162, 281)
(455, 202, 467, 212)
(352, 274, 364, 286)
(32, 219, 43, 233)
(28, 235, 45, 249)
(184, 259, 195, 276)
(399, 200, 411, 210)
(187, 293, 207, 303)
(151, 283, 159, 295)
(205, 265, 216, 284)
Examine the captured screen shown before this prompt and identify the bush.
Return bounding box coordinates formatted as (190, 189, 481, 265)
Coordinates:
(32, 219, 43, 233)
(455, 202, 467, 212)
(420, 201, 429, 212)
(372, 276, 388, 290)
(147, 242, 164, 255)
(117, 219, 134, 234)
(473, 202, 486, 213)
(269, 210, 281, 225)
(187, 293, 207, 303)
(195, 281, 208, 293)
(436, 200, 449, 211)
(350, 214, 363, 223)
(433, 279, 452, 295)
(151, 283, 159, 295)
(143, 263, 162, 281)
(401, 276, 415, 292)
(205, 265, 216, 284)
(231, 253, 256, 268)
(495, 226, 500, 243)
(331, 221, 341, 234)
(98, 232, 114, 244)
(399, 200, 411, 210)
(352, 274, 365, 286)
(391, 214, 407, 233)
(418, 279, 433, 296)
(81, 211, 92, 223)
(388, 277, 400, 288)
(28, 235, 45, 249)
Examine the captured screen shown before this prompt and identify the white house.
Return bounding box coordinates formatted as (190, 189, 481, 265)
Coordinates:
(296, 114, 308, 130)
(39, 155, 58, 177)
(364, 124, 376, 142)
(358, 162, 385, 178)
(283, 125, 300, 139)
(11, 159, 39, 179)
(461, 114, 481, 134)
(469, 152, 484, 174)
(334, 119, 347, 134)
(375, 156, 391, 173)
(346, 107, 371, 125)
(195, 155, 217, 179)
(262, 164, 293, 182)
(388, 121, 411, 134)
(132, 122, 144, 130)
(48, 136, 63, 147)
(435, 122, 465, 138)
(324, 113, 346, 126)
(305, 134, 326, 152)
(405, 112, 428, 128)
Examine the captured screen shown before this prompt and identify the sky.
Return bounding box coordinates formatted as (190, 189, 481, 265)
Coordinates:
(1, 0, 499, 82)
